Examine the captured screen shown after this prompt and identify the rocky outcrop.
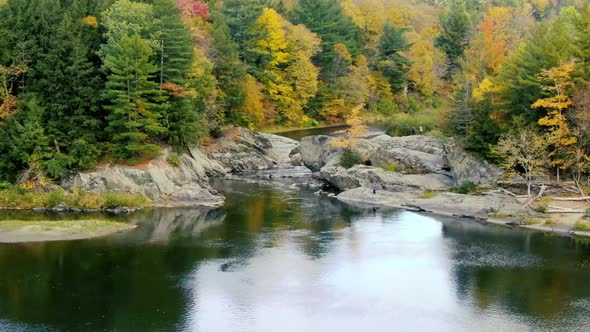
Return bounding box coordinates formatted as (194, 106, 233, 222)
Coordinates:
(63, 148, 225, 208)
(337, 187, 523, 218)
(443, 139, 503, 188)
(320, 165, 453, 191)
(205, 127, 302, 172)
(63, 128, 306, 208)
(300, 134, 502, 192)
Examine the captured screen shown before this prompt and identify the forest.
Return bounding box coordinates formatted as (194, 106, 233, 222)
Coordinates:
(0, 0, 589, 185)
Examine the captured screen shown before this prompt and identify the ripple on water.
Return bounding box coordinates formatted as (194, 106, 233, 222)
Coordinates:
(448, 240, 543, 268)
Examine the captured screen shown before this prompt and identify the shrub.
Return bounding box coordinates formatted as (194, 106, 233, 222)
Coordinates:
(452, 181, 478, 194)
(167, 153, 182, 167)
(544, 219, 557, 226)
(379, 163, 398, 172)
(103, 193, 148, 209)
(575, 220, 590, 232)
(0, 182, 12, 190)
(585, 207, 590, 219)
(534, 204, 548, 214)
(340, 148, 363, 169)
(418, 190, 437, 199)
(45, 189, 66, 208)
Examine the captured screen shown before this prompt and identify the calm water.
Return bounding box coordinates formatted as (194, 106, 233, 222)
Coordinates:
(275, 124, 386, 141)
(1, 181, 590, 331)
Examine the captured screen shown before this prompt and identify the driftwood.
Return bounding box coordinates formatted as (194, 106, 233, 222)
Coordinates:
(524, 185, 547, 209)
(553, 197, 590, 201)
(499, 188, 517, 196)
(547, 209, 586, 213)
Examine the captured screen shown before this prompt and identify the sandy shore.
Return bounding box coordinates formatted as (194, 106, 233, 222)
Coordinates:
(0, 219, 136, 243)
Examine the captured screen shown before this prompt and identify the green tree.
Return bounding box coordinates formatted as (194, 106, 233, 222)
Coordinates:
(435, 3, 471, 79)
(290, 0, 364, 81)
(377, 23, 412, 93)
(210, 11, 247, 127)
(102, 34, 165, 162)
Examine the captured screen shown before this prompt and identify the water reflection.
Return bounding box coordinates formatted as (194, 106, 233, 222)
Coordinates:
(0, 181, 589, 331)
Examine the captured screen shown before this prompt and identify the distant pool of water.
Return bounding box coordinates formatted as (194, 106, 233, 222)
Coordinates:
(1, 180, 590, 331)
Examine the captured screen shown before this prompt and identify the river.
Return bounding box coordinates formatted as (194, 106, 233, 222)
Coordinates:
(1, 180, 590, 331)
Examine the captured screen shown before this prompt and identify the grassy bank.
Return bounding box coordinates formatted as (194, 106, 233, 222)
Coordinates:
(0, 219, 135, 243)
(0, 188, 149, 210)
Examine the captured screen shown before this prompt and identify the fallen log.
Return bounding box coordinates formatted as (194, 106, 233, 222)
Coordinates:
(547, 209, 585, 213)
(553, 197, 590, 201)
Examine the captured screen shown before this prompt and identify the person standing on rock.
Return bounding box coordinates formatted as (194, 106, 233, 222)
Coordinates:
(372, 182, 378, 194)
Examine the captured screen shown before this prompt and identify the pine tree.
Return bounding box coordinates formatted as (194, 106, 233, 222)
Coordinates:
(435, 3, 471, 80)
(151, 0, 201, 150)
(290, 0, 364, 81)
(377, 23, 412, 93)
(102, 34, 165, 162)
(221, 0, 269, 57)
(210, 11, 247, 127)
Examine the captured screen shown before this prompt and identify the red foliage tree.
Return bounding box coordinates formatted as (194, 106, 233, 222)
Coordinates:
(175, 0, 209, 20)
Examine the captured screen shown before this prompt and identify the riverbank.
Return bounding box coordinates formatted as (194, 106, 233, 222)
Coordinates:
(0, 189, 149, 214)
(0, 219, 135, 243)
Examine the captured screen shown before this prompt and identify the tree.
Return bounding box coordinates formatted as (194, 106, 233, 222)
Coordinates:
(290, 0, 364, 81)
(221, 0, 268, 56)
(102, 34, 165, 162)
(533, 61, 576, 182)
(492, 12, 578, 123)
(247, 8, 319, 125)
(151, 0, 202, 150)
(210, 11, 247, 127)
(331, 104, 367, 148)
(570, 84, 590, 192)
(435, 3, 471, 80)
(494, 128, 549, 198)
(377, 23, 412, 93)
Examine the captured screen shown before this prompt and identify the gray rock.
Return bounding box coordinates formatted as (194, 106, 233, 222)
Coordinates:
(83, 208, 99, 213)
(337, 187, 523, 218)
(206, 127, 277, 172)
(110, 206, 131, 215)
(70, 207, 82, 213)
(301, 135, 338, 171)
(299, 133, 502, 193)
(62, 146, 225, 208)
(443, 138, 503, 188)
(33, 207, 47, 213)
(320, 165, 453, 191)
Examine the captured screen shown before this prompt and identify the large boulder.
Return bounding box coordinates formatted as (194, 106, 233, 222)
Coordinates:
(356, 135, 450, 174)
(443, 139, 503, 188)
(205, 127, 302, 172)
(299, 133, 502, 192)
(321, 165, 453, 191)
(63, 148, 225, 208)
(300, 135, 337, 172)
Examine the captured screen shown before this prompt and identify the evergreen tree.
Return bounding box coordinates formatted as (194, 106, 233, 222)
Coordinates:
(221, 0, 268, 57)
(0, 96, 50, 182)
(151, 0, 201, 150)
(290, 0, 364, 81)
(377, 23, 412, 93)
(32, 14, 103, 170)
(102, 34, 165, 162)
(492, 17, 577, 122)
(210, 11, 247, 127)
(435, 3, 471, 80)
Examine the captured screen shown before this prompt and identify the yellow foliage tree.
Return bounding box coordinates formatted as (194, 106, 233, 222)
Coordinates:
(332, 104, 368, 148)
(533, 61, 576, 182)
(249, 8, 320, 125)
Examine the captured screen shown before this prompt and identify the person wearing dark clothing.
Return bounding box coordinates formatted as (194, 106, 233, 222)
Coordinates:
(372, 183, 378, 194)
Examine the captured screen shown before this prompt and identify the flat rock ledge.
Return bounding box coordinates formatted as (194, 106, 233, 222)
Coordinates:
(336, 187, 524, 220)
